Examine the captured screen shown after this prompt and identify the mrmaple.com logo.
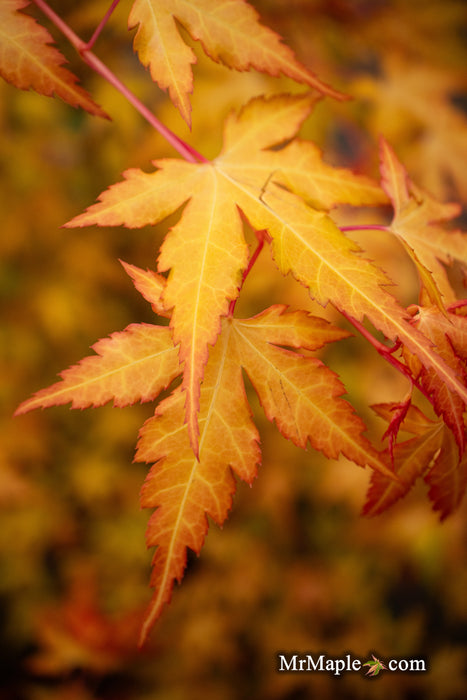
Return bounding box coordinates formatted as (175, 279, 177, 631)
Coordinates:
(277, 653, 427, 677)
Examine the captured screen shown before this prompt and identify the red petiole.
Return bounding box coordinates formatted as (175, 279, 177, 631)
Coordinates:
(31, 0, 208, 164)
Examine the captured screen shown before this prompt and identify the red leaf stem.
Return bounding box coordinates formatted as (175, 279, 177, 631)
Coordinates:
(84, 0, 121, 51)
(340, 310, 433, 404)
(31, 0, 208, 164)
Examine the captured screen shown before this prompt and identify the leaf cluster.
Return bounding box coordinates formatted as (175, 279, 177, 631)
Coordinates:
(3, 0, 467, 645)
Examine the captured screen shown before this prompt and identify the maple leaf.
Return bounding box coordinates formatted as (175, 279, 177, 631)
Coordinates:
(363, 402, 467, 519)
(65, 93, 397, 453)
(128, 0, 346, 125)
(135, 305, 393, 643)
(363, 655, 387, 677)
(379, 137, 467, 305)
(363, 404, 444, 517)
(0, 0, 107, 118)
(16, 267, 394, 644)
(403, 305, 467, 454)
(424, 426, 467, 520)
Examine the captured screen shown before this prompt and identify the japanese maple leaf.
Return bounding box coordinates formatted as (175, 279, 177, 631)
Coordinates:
(363, 403, 467, 519)
(0, 0, 107, 118)
(16, 264, 393, 643)
(363, 404, 444, 517)
(403, 305, 467, 454)
(363, 655, 387, 677)
(67, 93, 419, 454)
(66, 94, 467, 456)
(128, 0, 346, 125)
(379, 138, 467, 305)
(135, 304, 393, 643)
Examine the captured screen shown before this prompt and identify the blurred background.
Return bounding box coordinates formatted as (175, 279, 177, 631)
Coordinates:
(1, 1, 466, 698)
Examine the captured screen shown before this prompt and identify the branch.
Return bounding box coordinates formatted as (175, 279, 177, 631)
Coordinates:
(340, 310, 433, 405)
(85, 0, 121, 51)
(31, 0, 208, 164)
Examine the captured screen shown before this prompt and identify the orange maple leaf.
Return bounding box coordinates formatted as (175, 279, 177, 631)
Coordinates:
(403, 305, 467, 454)
(66, 94, 467, 454)
(135, 305, 393, 644)
(0, 0, 107, 118)
(128, 0, 346, 125)
(363, 404, 443, 517)
(425, 427, 467, 520)
(363, 402, 467, 519)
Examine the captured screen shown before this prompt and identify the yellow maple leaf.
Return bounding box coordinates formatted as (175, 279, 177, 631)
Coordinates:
(66, 94, 398, 454)
(20, 286, 384, 645)
(128, 0, 346, 125)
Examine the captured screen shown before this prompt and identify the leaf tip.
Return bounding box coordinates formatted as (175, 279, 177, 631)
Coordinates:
(13, 395, 42, 416)
(13, 402, 28, 418)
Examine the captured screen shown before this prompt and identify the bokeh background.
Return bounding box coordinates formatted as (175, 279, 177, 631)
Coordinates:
(1, 1, 467, 698)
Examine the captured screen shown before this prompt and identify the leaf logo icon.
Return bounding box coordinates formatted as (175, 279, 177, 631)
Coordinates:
(363, 655, 387, 676)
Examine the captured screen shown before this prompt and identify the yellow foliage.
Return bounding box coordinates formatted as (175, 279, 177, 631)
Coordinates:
(1, 0, 467, 697)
